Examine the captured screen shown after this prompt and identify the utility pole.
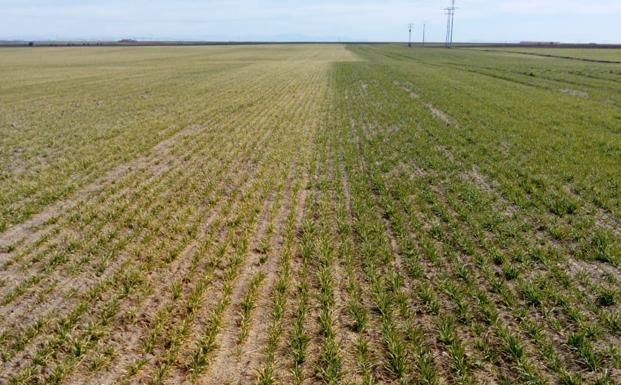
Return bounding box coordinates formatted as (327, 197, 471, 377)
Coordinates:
(444, 0, 456, 48)
(450, 0, 456, 47)
(408, 23, 414, 47)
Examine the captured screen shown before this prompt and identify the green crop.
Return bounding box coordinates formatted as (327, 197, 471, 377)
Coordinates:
(1, 44, 619, 384)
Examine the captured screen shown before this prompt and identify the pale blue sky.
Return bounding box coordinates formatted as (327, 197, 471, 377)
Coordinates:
(1, 0, 620, 43)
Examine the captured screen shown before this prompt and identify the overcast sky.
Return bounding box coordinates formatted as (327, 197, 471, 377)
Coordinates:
(1, 0, 620, 43)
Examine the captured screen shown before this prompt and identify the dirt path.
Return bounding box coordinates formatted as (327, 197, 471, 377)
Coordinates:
(395, 80, 459, 127)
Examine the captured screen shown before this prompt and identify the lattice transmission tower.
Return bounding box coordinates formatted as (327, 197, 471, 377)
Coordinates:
(444, 0, 457, 48)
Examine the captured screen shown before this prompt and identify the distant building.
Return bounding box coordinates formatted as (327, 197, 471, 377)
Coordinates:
(519, 41, 561, 46)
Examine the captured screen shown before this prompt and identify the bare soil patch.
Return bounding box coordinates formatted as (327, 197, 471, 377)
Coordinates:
(560, 88, 589, 98)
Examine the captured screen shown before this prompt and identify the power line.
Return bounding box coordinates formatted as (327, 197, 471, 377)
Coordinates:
(444, 8, 450, 47)
(444, 0, 457, 48)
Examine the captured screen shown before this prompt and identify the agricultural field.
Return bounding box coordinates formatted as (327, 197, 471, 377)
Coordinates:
(473, 47, 621, 63)
(0, 44, 620, 385)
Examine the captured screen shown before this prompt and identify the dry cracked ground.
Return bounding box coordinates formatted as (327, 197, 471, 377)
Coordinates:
(0, 45, 620, 384)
